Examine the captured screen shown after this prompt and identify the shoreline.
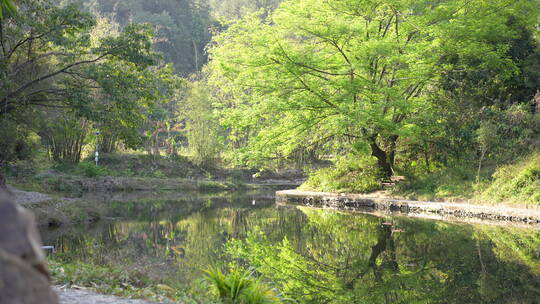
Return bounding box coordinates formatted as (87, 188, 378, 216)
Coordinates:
(276, 189, 540, 226)
(10, 179, 300, 227)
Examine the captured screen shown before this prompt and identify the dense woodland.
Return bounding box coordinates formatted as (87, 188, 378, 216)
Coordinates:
(1, 1, 540, 303)
(1, 0, 539, 203)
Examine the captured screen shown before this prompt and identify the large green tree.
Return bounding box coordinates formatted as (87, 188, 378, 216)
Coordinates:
(0, 0, 159, 115)
(208, 0, 538, 177)
(0, 0, 179, 164)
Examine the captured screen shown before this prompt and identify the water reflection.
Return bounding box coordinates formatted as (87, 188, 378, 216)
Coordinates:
(41, 190, 540, 303)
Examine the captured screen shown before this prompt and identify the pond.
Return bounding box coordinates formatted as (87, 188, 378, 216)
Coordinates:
(41, 188, 540, 304)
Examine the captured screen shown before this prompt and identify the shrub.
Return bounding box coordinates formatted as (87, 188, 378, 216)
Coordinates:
(300, 155, 383, 193)
(85, 153, 202, 178)
(77, 162, 109, 177)
(205, 265, 281, 304)
(149, 170, 165, 178)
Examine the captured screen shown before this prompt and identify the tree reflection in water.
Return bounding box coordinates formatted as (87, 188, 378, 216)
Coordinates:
(41, 190, 540, 304)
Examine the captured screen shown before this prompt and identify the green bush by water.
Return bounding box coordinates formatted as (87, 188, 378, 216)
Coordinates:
(205, 265, 281, 304)
(300, 155, 383, 193)
(77, 162, 110, 177)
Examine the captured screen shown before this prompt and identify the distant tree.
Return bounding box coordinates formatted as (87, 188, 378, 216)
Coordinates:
(74, 0, 217, 76)
(180, 80, 222, 167)
(208, 0, 282, 20)
(0, 0, 180, 164)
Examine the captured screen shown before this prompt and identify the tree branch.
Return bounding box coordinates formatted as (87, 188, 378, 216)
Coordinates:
(2, 53, 110, 103)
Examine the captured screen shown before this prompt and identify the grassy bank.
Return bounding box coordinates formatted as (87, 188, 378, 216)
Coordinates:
(392, 153, 540, 207)
(6, 152, 302, 198)
(48, 258, 218, 303)
(300, 153, 540, 208)
(25, 199, 105, 227)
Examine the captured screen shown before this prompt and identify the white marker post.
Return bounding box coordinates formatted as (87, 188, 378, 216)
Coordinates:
(95, 131, 100, 166)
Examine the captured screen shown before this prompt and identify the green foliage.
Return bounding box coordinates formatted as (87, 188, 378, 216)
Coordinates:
(208, 0, 281, 21)
(197, 181, 231, 191)
(301, 155, 383, 193)
(392, 152, 540, 205)
(89, 153, 205, 179)
(0, 0, 181, 166)
(181, 81, 222, 168)
(0, 0, 16, 19)
(205, 264, 281, 304)
(77, 0, 216, 75)
(0, 116, 40, 165)
(77, 162, 109, 177)
(207, 0, 539, 179)
(41, 176, 84, 196)
(40, 111, 90, 164)
(476, 104, 540, 163)
(481, 153, 540, 205)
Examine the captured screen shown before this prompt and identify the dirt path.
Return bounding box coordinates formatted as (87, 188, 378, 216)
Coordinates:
(55, 287, 161, 304)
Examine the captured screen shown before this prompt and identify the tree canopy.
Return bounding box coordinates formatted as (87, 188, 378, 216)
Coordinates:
(208, 0, 539, 177)
(0, 0, 180, 164)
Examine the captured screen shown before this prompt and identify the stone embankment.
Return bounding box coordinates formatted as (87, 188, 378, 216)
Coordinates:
(276, 190, 540, 226)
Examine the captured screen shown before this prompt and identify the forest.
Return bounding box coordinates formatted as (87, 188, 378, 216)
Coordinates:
(1, 0, 540, 303)
(1, 0, 539, 204)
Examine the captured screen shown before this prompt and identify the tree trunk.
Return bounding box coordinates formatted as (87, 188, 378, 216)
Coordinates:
(192, 39, 199, 72)
(368, 136, 394, 179)
(0, 172, 6, 190)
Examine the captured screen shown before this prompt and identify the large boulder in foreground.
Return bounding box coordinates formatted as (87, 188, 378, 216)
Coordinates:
(0, 190, 58, 304)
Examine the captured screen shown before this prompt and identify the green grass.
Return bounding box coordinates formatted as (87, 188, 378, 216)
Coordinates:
(299, 151, 540, 207)
(77, 162, 110, 177)
(478, 153, 540, 205)
(392, 153, 540, 206)
(391, 166, 477, 202)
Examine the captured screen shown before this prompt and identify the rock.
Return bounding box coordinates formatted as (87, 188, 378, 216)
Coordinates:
(0, 251, 58, 304)
(0, 189, 59, 304)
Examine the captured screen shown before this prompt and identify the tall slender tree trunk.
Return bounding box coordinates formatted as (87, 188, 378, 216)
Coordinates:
(0, 172, 6, 190)
(192, 39, 199, 72)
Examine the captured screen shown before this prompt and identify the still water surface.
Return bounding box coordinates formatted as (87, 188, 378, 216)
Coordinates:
(41, 188, 540, 303)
